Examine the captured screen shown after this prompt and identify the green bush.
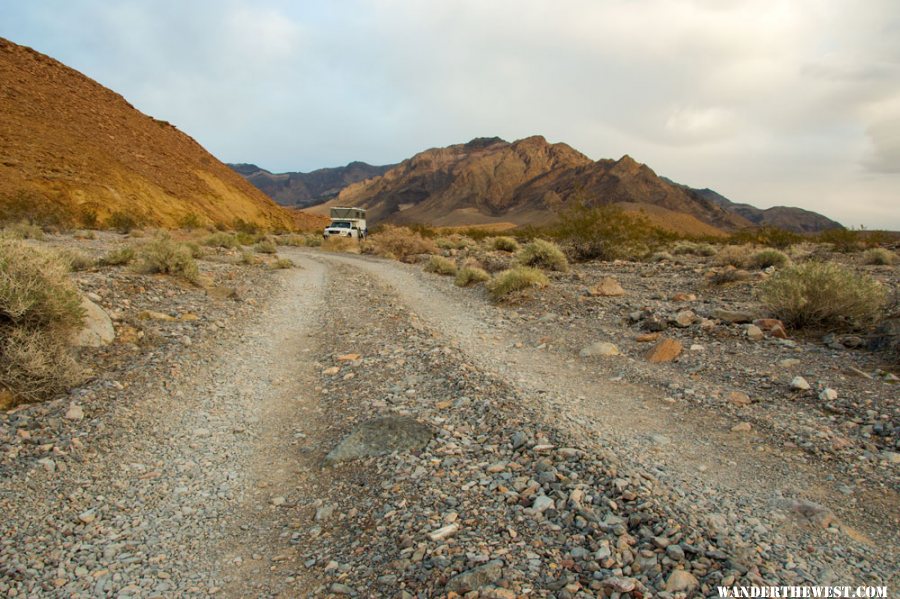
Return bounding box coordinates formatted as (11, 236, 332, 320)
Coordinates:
(817, 228, 862, 253)
(488, 236, 519, 252)
(1, 221, 44, 240)
(0, 240, 85, 404)
(714, 245, 751, 268)
(255, 239, 278, 254)
(551, 202, 671, 261)
(759, 262, 887, 329)
(203, 232, 241, 249)
(435, 234, 475, 250)
(270, 258, 295, 269)
(106, 211, 140, 234)
(751, 249, 789, 269)
(99, 246, 135, 266)
(487, 266, 550, 301)
(671, 241, 716, 256)
(424, 255, 458, 276)
(134, 235, 200, 283)
(455, 266, 490, 287)
(516, 239, 569, 272)
(862, 248, 896, 265)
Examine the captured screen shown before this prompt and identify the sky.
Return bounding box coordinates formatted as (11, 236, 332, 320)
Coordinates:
(1, 0, 898, 228)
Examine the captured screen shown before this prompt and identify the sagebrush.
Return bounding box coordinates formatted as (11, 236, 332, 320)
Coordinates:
(455, 266, 490, 287)
(424, 255, 457, 276)
(366, 226, 437, 262)
(758, 262, 887, 329)
(487, 266, 550, 301)
(516, 239, 569, 272)
(134, 235, 200, 283)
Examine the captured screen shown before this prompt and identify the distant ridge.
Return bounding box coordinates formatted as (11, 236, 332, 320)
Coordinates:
(230, 161, 395, 208)
(0, 37, 321, 230)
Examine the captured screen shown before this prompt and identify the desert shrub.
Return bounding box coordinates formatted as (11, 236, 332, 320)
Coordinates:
(551, 202, 672, 261)
(435, 234, 475, 250)
(302, 234, 323, 247)
(61, 249, 96, 272)
(235, 231, 264, 246)
(709, 267, 753, 286)
(817, 228, 862, 253)
(487, 267, 550, 301)
(751, 249, 789, 269)
(516, 239, 569, 272)
(134, 235, 200, 283)
(183, 242, 205, 259)
(488, 236, 519, 252)
(322, 237, 361, 253)
(759, 262, 887, 329)
(862, 248, 896, 266)
(367, 226, 438, 262)
(255, 239, 277, 254)
(731, 227, 802, 249)
(455, 266, 490, 287)
(232, 218, 260, 234)
(106, 211, 139, 234)
(650, 251, 673, 263)
(99, 246, 135, 266)
(424, 255, 457, 276)
(203, 232, 241, 249)
(72, 230, 96, 240)
(478, 252, 514, 273)
(0, 240, 85, 403)
(1, 221, 44, 240)
(671, 241, 716, 256)
(714, 245, 751, 268)
(239, 251, 259, 265)
(179, 212, 203, 230)
(276, 234, 306, 247)
(270, 258, 295, 269)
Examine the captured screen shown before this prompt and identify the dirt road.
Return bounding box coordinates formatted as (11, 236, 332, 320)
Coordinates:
(1, 250, 895, 597)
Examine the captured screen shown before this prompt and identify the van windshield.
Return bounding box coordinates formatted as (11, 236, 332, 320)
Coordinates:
(330, 221, 352, 228)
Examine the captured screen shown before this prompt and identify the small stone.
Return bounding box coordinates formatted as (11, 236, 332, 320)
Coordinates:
(780, 359, 801, 368)
(645, 338, 683, 363)
(445, 560, 504, 593)
(322, 366, 340, 376)
(602, 576, 637, 593)
(673, 310, 695, 327)
(427, 523, 459, 541)
(271, 496, 286, 506)
(728, 391, 751, 407)
(819, 388, 838, 401)
(579, 341, 620, 357)
(666, 544, 685, 561)
(635, 332, 660, 342)
(337, 353, 361, 362)
(531, 495, 554, 513)
(665, 569, 699, 593)
(78, 509, 97, 524)
(731, 422, 752, 432)
(65, 404, 85, 421)
(315, 504, 335, 521)
(791, 376, 811, 391)
(671, 292, 697, 302)
(589, 277, 625, 297)
(37, 458, 56, 472)
(746, 324, 764, 341)
(329, 583, 356, 595)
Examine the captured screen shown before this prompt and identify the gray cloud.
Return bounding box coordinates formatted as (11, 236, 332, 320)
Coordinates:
(1, 0, 898, 228)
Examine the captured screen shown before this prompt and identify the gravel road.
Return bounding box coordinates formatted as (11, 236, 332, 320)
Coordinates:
(1, 249, 896, 598)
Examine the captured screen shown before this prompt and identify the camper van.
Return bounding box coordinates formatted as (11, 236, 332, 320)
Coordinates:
(323, 207, 367, 240)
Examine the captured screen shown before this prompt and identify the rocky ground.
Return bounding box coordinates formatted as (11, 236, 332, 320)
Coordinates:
(0, 234, 897, 597)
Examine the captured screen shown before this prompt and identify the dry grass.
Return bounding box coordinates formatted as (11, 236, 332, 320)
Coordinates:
(714, 245, 751, 268)
(487, 266, 550, 301)
(99, 246, 135, 266)
(1, 221, 44, 240)
(366, 226, 437, 262)
(671, 241, 716, 256)
(424, 255, 458, 276)
(435, 234, 475, 250)
(203, 232, 241, 249)
(255, 239, 278, 254)
(270, 257, 295, 269)
(455, 266, 490, 287)
(516, 239, 569, 272)
(759, 262, 887, 330)
(0, 239, 85, 404)
(133, 234, 200, 283)
(239, 250, 260, 266)
(60, 249, 97, 272)
(487, 236, 519, 252)
(322, 236, 361, 253)
(862, 248, 896, 265)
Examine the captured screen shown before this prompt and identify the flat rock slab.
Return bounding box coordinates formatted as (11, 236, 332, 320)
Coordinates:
(72, 297, 115, 347)
(325, 415, 434, 465)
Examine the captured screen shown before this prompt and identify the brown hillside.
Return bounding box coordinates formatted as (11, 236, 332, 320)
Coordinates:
(0, 38, 324, 231)
(318, 136, 751, 234)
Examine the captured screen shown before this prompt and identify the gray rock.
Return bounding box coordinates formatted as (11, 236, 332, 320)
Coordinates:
(791, 376, 811, 391)
(324, 415, 434, 465)
(712, 309, 756, 324)
(532, 495, 554, 513)
(72, 297, 115, 347)
(445, 559, 504, 593)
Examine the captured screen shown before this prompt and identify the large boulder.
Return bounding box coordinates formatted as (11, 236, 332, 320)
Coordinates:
(71, 297, 115, 347)
(324, 415, 434, 465)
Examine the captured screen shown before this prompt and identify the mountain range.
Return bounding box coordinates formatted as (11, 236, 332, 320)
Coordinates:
(240, 136, 842, 235)
(0, 38, 321, 231)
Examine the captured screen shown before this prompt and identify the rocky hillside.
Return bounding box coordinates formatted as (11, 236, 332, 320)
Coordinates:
(230, 161, 394, 208)
(306, 136, 839, 234)
(0, 38, 320, 231)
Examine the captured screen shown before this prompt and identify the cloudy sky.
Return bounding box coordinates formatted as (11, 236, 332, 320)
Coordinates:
(2, 0, 898, 228)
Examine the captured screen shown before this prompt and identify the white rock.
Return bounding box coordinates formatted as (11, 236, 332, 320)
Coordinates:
(532, 495, 554, 513)
(790, 376, 811, 391)
(579, 341, 620, 357)
(65, 404, 84, 421)
(72, 297, 115, 347)
(819, 387, 838, 401)
(427, 523, 459, 541)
